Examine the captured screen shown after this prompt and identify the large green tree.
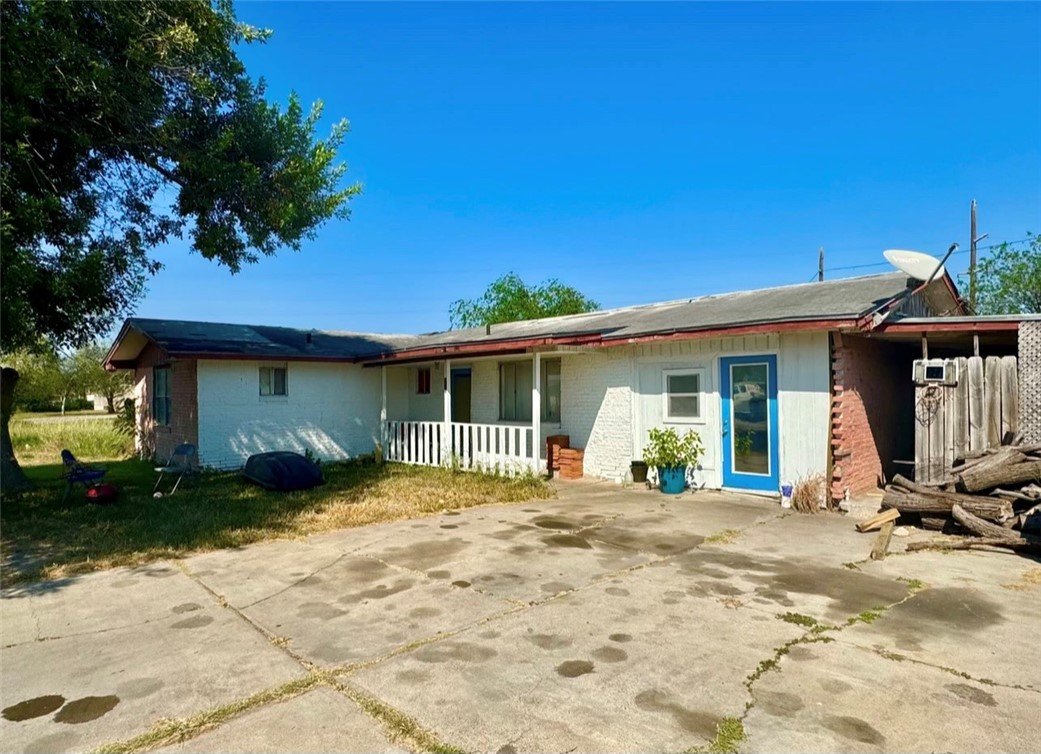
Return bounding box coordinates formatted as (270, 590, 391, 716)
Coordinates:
(449, 273, 600, 329)
(0, 0, 359, 491)
(975, 233, 1041, 315)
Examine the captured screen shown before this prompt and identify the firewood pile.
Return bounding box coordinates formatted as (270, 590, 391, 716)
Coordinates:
(880, 440, 1041, 555)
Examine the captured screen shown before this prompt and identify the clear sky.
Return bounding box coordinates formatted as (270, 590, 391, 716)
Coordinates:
(139, 1, 1041, 335)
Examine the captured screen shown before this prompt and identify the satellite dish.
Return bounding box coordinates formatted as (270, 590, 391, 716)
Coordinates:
(883, 249, 946, 281)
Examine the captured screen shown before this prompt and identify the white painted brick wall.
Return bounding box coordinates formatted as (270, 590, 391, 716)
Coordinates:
(197, 360, 381, 470)
(560, 349, 634, 481)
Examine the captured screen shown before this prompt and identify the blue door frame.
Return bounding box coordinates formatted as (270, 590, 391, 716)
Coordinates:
(720, 355, 780, 492)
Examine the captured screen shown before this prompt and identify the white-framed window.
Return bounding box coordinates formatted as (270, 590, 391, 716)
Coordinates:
(260, 365, 288, 396)
(663, 368, 704, 422)
(499, 358, 562, 423)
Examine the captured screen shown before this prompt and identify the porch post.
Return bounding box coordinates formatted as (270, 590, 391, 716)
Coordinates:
(532, 352, 541, 473)
(442, 360, 452, 466)
(380, 366, 387, 461)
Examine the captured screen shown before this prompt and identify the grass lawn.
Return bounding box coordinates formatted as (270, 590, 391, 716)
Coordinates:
(9, 413, 133, 465)
(2, 419, 553, 585)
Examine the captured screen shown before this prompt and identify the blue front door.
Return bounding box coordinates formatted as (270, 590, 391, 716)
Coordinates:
(720, 355, 779, 492)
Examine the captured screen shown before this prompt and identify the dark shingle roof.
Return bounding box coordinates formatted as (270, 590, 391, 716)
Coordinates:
(382, 272, 914, 354)
(121, 319, 420, 360)
(110, 273, 919, 365)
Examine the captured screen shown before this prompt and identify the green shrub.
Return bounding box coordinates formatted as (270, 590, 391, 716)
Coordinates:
(642, 427, 704, 469)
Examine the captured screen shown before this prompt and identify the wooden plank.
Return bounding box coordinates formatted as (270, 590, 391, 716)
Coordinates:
(856, 508, 900, 533)
(927, 385, 945, 484)
(870, 522, 895, 561)
(1001, 355, 1019, 440)
(915, 385, 929, 483)
(943, 380, 957, 481)
(984, 355, 1002, 449)
(951, 357, 970, 462)
(967, 356, 986, 452)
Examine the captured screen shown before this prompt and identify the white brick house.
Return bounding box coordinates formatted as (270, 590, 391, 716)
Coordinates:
(107, 271, 1032, 498)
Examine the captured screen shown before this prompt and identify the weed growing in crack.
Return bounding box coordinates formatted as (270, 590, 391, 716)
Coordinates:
(90, 674, 321, 754)
(779, 612, 819, 628)
(842, 562, 861, 570)
(705, 528, 741, 545)
(689, 717, 746, 753)
(847, 606, 888, 625)
(897, 577, 926, 591)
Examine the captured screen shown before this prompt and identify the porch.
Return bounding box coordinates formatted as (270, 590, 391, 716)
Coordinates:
(377, 352, 557, 475)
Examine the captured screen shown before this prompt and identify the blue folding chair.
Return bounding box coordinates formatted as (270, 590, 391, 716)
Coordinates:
(61, 449, 107, 503)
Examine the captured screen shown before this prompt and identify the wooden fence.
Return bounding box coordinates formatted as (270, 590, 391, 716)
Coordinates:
(915, 355, 1019, 483)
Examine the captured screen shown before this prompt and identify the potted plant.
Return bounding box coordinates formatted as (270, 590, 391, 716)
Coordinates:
(642, 427, 704, 494)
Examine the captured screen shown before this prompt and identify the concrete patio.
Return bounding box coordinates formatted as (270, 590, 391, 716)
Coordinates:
(2, 480, 1038, 753)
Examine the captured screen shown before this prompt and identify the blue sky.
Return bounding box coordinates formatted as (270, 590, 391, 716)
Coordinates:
(140, 2, 1041, 334)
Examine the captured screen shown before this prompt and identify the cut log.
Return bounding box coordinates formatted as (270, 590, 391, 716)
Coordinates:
(959, 460, 1041, 493)
(920, 515, 958, 533)
(906, 538, 1041, 555)
(856, 508, 900, 533)
(950, 504, 1041, 544)
(882, 486, 1013, 522)
(870, 522, 895, 561)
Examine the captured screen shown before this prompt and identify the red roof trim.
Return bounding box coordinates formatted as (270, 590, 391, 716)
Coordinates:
(358, 318, 860, 364)
(871, 320, 1020, 334)
(598, 318, 859, 346)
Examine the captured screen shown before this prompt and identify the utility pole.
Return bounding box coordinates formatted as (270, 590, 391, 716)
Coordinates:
(968, 199, 989, 313)
(969, 199, 977, 311)
(818, 247, 824, 282)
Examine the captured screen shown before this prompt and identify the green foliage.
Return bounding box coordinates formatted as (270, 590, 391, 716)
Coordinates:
(4, 343, 128, 412)
(448, 272, 600, 329)
(779, 612, 820, 627)
(975, 233, 1041, 315)
(9, 415, 134, 464)
(113, 398, 136, 438)
(69, 344, 133, 412)
(0, 0, 359, 351)
(642, 427, 704, 469)
(734, 429, 754, 457)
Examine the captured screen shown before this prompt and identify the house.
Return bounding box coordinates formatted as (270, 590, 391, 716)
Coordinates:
(103, 271, 1037, 501)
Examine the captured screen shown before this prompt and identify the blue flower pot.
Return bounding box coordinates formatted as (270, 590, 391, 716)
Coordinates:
(658, 465, 687, 494)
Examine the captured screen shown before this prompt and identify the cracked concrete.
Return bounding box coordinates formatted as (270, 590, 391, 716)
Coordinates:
(2, 480, 1039, 753)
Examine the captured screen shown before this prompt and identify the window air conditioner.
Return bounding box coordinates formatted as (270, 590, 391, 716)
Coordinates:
(912, 359, 958, 386)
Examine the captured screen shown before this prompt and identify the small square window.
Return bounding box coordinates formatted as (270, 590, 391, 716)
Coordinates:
(260, 365, 288, 396)
(664, 369, 703, 421)
(417, 368, 431, 395)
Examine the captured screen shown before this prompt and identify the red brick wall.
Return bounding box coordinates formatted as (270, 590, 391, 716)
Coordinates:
(830, 334, 915, 502)
(134, 342, 198, 461)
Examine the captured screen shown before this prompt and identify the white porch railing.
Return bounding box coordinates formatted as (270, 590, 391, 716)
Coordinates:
(384, 420, 538, 475)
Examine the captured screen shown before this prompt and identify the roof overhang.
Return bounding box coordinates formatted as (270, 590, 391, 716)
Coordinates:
(359, 318, 861, 365)
(103, 321, 159, 371)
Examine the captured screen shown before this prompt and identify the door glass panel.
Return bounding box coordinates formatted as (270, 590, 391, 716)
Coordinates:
(730, 364, 769, 475)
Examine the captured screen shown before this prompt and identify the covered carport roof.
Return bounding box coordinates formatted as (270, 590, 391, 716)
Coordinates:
(867, 314, 1038, 352)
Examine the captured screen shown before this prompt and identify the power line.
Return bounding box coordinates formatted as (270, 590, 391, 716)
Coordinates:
(817, 237, 1031, 276)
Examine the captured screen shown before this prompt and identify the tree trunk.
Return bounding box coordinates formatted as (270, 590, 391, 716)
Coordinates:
(1, 367, 31, 495)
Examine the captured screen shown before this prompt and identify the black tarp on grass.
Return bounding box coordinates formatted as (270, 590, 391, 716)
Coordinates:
(242, 451, 324, 492)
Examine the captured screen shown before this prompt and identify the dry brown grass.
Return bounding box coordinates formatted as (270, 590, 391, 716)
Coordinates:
(1002, 567, 1041, 591)
(2, 459, 553, 584)
(791, 473, 828, 514)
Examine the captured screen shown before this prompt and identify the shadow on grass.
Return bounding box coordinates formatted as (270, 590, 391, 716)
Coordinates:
(1, 458, 551, 592)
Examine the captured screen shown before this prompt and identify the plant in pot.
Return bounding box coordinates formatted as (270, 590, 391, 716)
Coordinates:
(643, 427, 704, 494)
